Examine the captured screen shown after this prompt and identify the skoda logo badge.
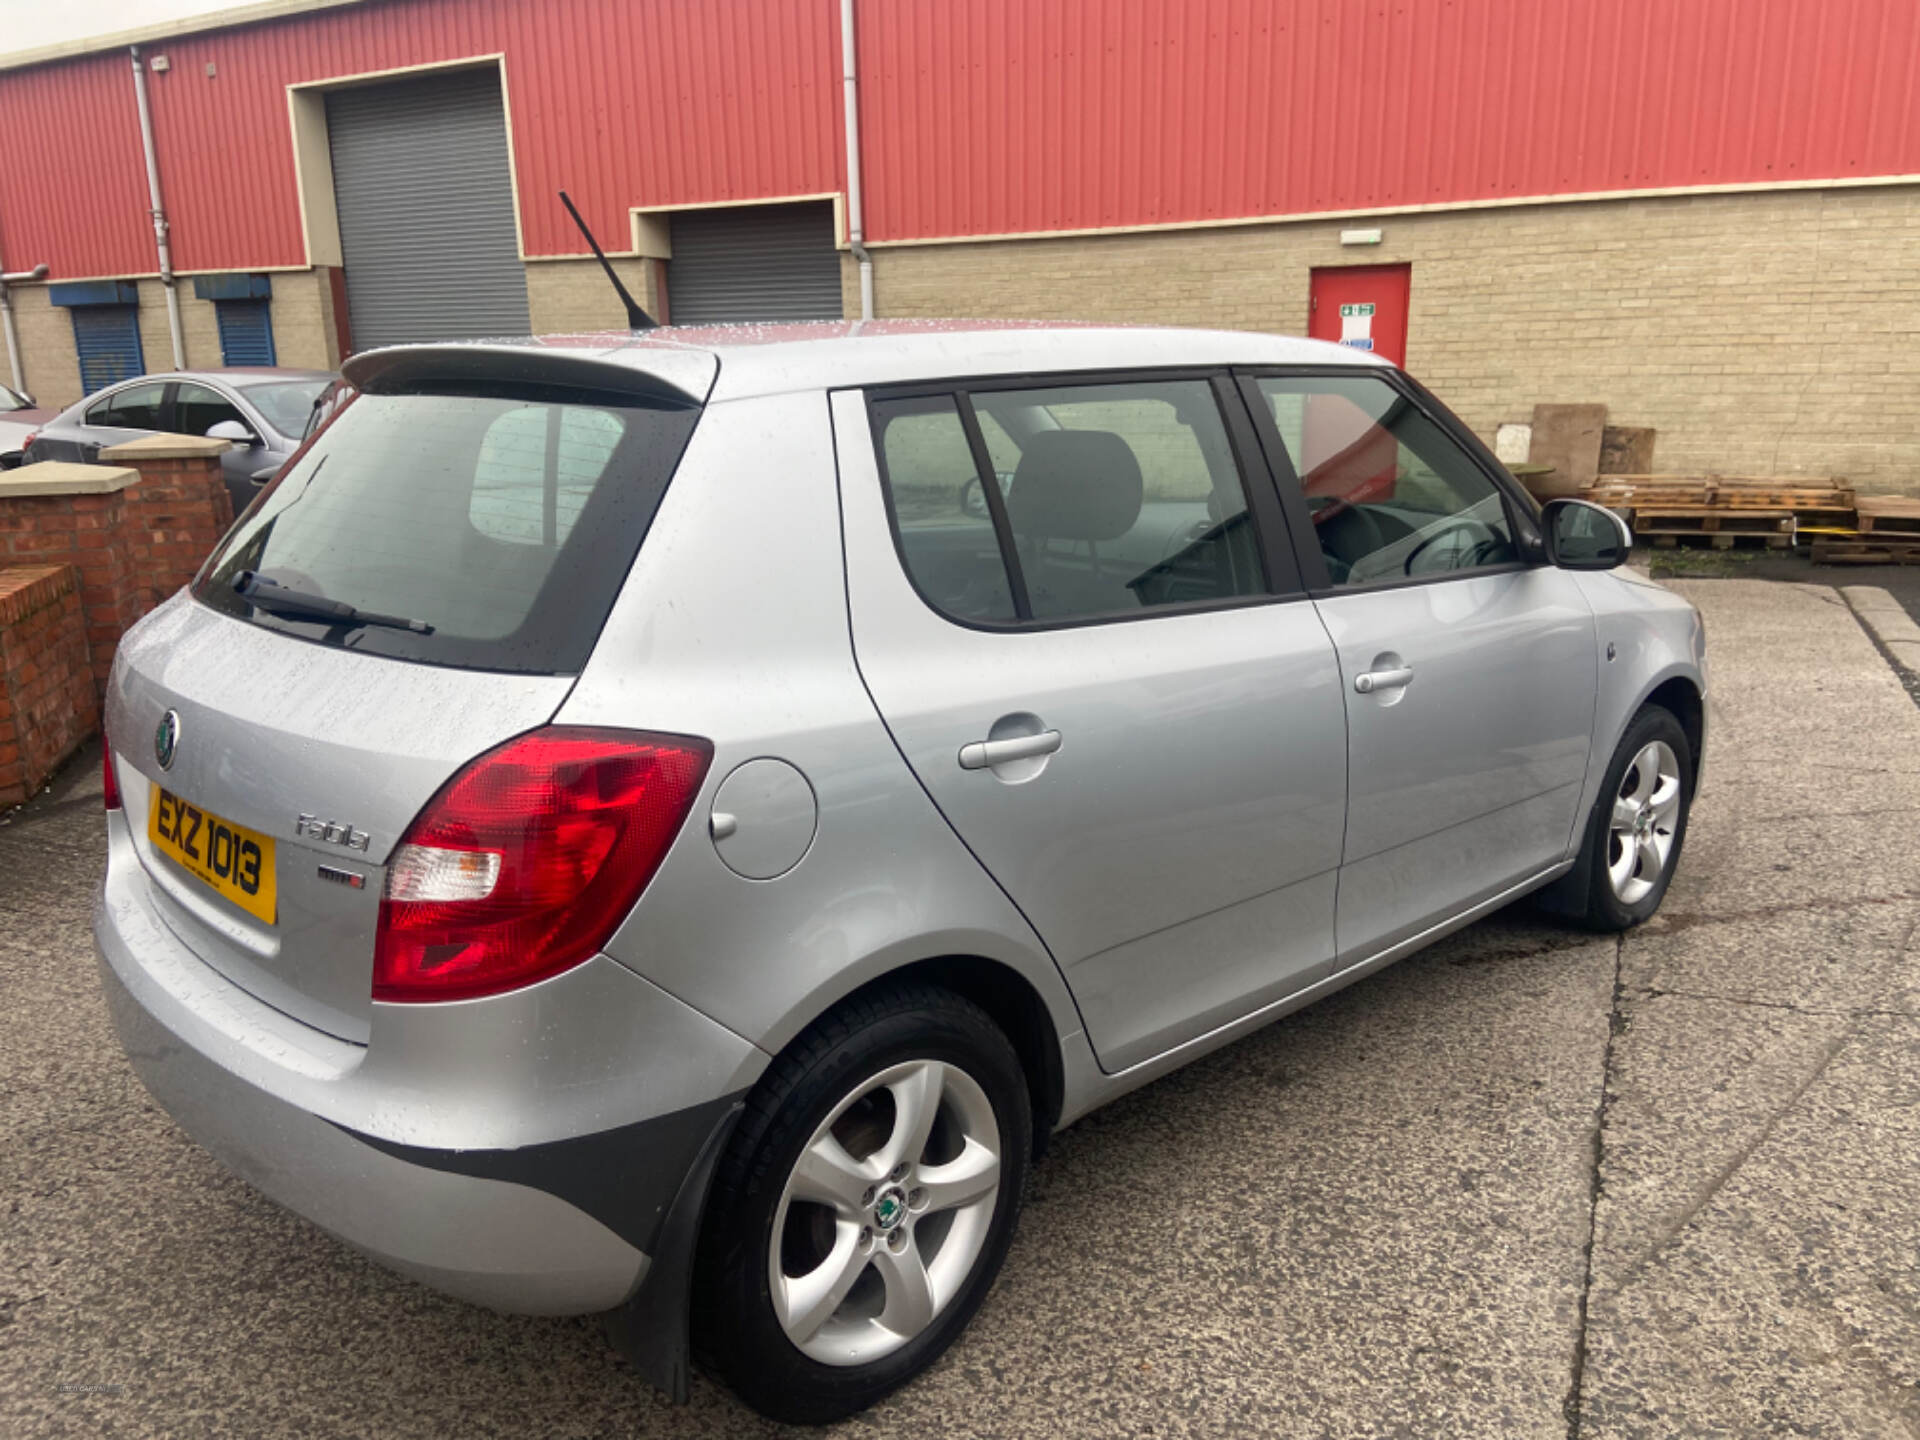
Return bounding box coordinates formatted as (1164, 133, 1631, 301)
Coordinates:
(155, 710, 180, 771)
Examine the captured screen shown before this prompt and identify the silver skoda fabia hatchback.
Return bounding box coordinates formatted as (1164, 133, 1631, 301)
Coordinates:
(95, 321, 1705, 1422)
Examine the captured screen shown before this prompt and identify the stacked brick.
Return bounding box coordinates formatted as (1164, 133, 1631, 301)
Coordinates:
(98, 435, 237, 634)
(0, 564, 96, 807)
(0, 435, 234, 804)
(0, 465, 149, 693)
(0, 435, 231, 694)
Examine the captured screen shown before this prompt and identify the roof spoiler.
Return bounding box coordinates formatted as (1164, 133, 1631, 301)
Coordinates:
(341, 344, 707, 407)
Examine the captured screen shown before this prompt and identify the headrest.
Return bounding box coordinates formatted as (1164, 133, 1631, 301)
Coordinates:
(1006, 430, 1144, 543)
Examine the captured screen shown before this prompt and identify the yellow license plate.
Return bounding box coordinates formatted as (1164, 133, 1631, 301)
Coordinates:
(148, 785, 278, 925)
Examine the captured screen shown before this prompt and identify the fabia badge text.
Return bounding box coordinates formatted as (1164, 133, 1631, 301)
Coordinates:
(295, 814, 372, 852)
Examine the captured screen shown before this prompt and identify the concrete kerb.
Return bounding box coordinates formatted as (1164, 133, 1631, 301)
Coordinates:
(1841, 585, 1920, 684)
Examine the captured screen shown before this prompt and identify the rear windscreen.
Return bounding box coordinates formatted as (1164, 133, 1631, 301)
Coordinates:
(193, 385, 703, 673)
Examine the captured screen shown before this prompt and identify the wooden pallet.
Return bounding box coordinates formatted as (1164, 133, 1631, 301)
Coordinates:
(1597, 480, 1850, 495)
(1855, 495, 1920, 536)
(1643, 531, 1793, 550)
(1586, 476, 1855, 512)
(1811, 539, 1920, 565)
(1630, 507, 1792, 535)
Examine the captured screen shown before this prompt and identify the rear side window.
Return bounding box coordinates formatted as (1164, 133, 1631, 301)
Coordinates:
(86, 381, 166, 430)
(194, 386, 702, 673)
(870, 377, 1268, 626)
(871, 396, 1015, 623)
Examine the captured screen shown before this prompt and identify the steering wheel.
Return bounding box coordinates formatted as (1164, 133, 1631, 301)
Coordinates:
(1403, 517, 1506, 577)
(958, 475, 987, 518)
(1312, 499, 1391, 585)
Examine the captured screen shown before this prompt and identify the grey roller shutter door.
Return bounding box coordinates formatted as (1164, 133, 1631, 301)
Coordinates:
(667, 202, 843, 325)
(327, 68, 530, 350)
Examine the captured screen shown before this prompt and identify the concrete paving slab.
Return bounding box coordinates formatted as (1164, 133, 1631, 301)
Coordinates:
(1577, 577, 1920, 1439)
(4, 572, 1919, 1439)
(1580, 1009, 1920, 1440)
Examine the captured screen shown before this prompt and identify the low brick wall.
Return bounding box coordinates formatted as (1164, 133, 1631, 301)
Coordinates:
(0, 434, 232, 694)
(97, 433, 236, 592)
(0, 565, 96, 808)
(0, 463, 148, 693)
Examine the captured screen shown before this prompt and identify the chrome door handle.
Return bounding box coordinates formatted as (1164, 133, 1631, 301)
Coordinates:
(1354, 666, 1415, 695)
(958, 730, 1063, 771)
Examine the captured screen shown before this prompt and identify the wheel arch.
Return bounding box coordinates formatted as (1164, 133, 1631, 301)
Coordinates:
(818, 954, 1066, 1160)
(1642, 673, 1704, 781)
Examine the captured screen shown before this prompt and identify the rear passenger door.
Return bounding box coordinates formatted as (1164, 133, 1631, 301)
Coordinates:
(1240, 370, 1598, 963)
(831, 374, 1348, 1074)
(61, 379, 170, 462)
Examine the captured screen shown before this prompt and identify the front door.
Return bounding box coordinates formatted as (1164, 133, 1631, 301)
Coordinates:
(831, 375, 1348, 1073)
(1308, 264, 1412, 365)
(1242, 369, 1598, 963)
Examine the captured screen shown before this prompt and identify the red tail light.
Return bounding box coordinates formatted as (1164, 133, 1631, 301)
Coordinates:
(372, 727, 712, 1003)
(102, 719, 121, 811)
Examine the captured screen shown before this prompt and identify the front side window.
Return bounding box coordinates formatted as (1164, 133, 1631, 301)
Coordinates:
(1256, 374, 1516, 587)
(173, 382, 246, 439)
(872, 377, 1267, 626)
(87, 381, 166, 430)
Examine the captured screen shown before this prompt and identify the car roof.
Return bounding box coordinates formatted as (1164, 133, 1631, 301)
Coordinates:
(75, 368, 336, 398)
(169, 368, 338, 385)
(341, 320, 1389, 407)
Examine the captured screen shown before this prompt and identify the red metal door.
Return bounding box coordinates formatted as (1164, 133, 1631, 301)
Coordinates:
(1298, 264, 1412, 504)
(1307, 263, 1411, 364)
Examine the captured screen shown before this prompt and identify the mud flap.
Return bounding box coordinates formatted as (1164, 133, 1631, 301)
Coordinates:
(602, 1101, 743, 1402)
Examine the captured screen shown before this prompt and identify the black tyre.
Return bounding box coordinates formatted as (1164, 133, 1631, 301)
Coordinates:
(1567, 704, 1695, 931)
(694, 984, 1031, 1424)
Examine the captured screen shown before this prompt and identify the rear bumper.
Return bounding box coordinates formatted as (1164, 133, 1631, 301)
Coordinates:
(93, 814, 763, 1316)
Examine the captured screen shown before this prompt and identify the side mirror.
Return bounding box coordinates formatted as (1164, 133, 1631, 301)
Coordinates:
(206, 419, 259, 446)
(1542, 497, 1633, 570)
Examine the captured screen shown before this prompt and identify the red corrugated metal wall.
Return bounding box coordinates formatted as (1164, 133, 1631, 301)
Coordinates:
(1, 0, 1917, 278)
(860, 0, 1920, 240)
(0, 0, 843, 277)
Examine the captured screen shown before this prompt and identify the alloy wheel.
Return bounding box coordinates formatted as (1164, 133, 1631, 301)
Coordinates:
(1607, 739, 1682, 904)
(769, 1059, 1002, 1366)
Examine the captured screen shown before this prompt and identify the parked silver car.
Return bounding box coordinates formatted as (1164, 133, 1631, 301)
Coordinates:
(94, 322, 1705, 1422)
(26, 367, 334, 514)
(0, 380, 57, 467)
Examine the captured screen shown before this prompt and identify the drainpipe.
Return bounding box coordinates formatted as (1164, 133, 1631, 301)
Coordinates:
(840, 0, 874, 320)
(130, 46, 186, 369)
(0, 249, 47, 396)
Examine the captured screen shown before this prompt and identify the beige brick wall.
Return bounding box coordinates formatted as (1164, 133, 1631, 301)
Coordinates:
(526, 256, 665, 335)
(852, 185, 1920, 494)
(6, 284, 83, 409)
(6, 270, 340, 412)
(11, 184, 1916, 493)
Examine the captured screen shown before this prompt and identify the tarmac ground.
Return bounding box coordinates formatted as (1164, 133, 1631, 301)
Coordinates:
(4, 574, 1920, 1438)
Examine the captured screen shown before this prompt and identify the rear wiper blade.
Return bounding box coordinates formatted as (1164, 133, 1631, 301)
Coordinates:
(233, 571, 435, 634)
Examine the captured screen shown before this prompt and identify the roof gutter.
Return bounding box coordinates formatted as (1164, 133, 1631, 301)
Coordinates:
(840, 0, 873, 322)
(130, 46, 186, 369)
